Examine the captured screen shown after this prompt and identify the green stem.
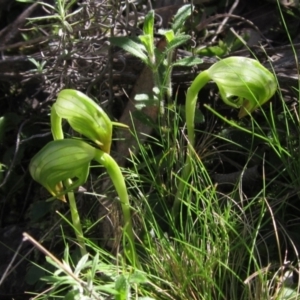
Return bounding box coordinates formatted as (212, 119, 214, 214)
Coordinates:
(185, 70, 210, 147)
(165, 50, 175, 103)
(65, 180, 87, 256)
(51, 107, 87, 255)
(171, 70, 211, 219)
(94, 151, 141, 269)
(171, 153, 192, 218)
(51, 105, 64, 140)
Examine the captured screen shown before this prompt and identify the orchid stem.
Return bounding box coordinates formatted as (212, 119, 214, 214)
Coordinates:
(65, 180, 87, 256)
(172, 70, 210, 219)
(52, 108, 87, 255)
(185, 70, 211, 147)
(51, 106, 64, 140)
(94, 151, 141, 269)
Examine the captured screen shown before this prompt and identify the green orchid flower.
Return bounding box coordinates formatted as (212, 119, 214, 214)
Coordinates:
(51, 89, 114, 153)
(29, 138, 140, 267)
(185, 56, 277, 146)
(207, 57, 277, 118)
(173, 56, 277, 218)
(29, 139, 95, 201)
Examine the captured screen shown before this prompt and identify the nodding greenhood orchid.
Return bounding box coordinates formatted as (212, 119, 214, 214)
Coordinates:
(173, 56, 277, 218)
(207, 57, 277, 118)
(29, 139, 96, 202)
(51, 89, 127, 153)
(30, 89, 140, 267)
(185, 56, 277, 146)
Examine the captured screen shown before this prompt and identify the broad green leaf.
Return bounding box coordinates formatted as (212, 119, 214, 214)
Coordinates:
(278, 286, 299, 299)
(172, 4, 194, 33)
(173, 56, 203, 67)
(110, 37, 148, 63)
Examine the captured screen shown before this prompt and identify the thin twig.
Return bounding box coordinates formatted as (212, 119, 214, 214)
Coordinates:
(23, 232, 103, 300)
(0, 239, 24, 287)
(0, 120, 28, 189)
(211, 0, 239, 42)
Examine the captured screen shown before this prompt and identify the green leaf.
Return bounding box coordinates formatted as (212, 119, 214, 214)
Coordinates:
(139, 34, 154, 58)
(158, 29, 175, 43)
(27, 201, 53, 222)
(90, 253, 99, 280)
(64, 290, 78, 300)
(278, 286, 299, 299)
(128, 271, 148, 284)
(173, 56, 203, 67)
(74, 253, 89, 276)
(172, 4, 193, 33)
(196, 45, 227, 57)
(143, 10, 154, 37)
(110, 37, 148, 63)
(115, 275, 129, 300)
(164, 34, 190, 53)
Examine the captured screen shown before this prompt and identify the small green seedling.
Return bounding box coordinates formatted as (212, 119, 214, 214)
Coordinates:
(110, 5, 202, 107)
